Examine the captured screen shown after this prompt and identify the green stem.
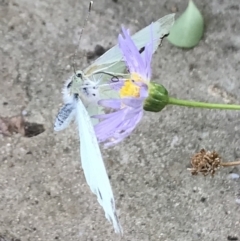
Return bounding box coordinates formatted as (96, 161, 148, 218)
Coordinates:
(168, 97, 240, 110)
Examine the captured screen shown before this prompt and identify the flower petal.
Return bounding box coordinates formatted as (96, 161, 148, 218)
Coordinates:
(98, 99, 122, 109)
(118, 27, 144, 74)
(93, 24, 155, 146)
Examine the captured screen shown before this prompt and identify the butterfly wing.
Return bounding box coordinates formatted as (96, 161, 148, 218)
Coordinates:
(54, 102, 76, 131)
(75, 98, 122, 234)
(84, 13, 175, 75)
(131, 13, 175, 53)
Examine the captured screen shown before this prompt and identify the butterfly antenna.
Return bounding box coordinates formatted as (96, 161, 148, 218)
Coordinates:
(72, 1, 93, 74)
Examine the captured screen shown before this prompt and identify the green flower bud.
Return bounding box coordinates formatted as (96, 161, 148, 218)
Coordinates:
(143, 82, 169, 112)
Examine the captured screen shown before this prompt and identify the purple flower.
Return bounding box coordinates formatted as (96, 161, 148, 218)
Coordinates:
(93, 25, 154, 147)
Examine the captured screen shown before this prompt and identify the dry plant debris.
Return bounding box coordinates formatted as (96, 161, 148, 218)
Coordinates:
(0, 114, 44, 137)
(189, 149, 240, 176)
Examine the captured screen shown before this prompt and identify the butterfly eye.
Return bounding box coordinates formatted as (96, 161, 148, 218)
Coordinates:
(76, 72, 82, 78)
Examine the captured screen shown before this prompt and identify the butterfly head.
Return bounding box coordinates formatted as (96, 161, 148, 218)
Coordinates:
(67, 70, 84, 95)
(75, 70, 83, 79)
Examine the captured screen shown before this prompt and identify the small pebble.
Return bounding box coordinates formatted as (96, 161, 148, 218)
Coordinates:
(228, 173, 240, 180)
(235, 198, 240, 204)
(66, 65, 71, 70)
(22, 109, 28, 116)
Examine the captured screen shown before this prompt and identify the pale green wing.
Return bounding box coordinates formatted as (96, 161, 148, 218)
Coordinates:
(86, 105, 103, 125)
(84, 13, 175, 75)
(90, 61, 127, 100)
(131, 13, 175, 53)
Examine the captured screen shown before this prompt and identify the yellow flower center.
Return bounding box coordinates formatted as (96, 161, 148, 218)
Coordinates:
(119, 73, 144, 98)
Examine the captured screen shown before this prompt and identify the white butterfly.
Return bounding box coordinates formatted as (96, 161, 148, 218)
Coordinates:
(54, 13, 175, 234)
(55, 74, 123, 234)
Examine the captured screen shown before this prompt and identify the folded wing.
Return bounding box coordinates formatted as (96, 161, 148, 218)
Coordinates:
(76, 98, 122, 234)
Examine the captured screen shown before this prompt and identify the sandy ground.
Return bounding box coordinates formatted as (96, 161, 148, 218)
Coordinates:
(1, 0, 240, 240)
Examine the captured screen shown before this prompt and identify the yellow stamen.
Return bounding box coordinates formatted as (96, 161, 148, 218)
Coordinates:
(119, 73, 144, 98)
(120, 80, 140, 98)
